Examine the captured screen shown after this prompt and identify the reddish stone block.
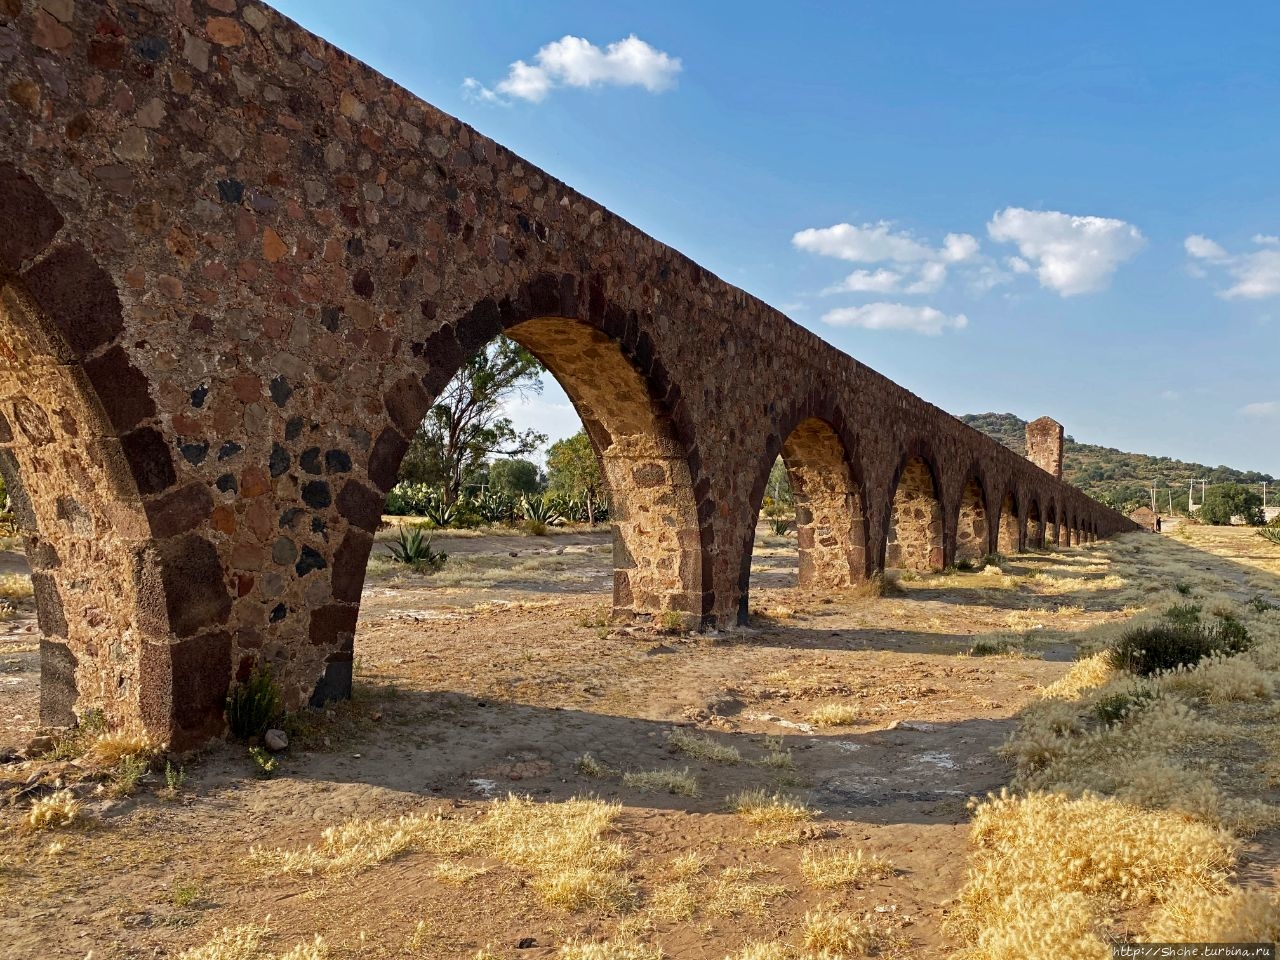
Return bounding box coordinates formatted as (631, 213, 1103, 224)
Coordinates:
(0, 164, 65, 273)
(22, 243, 124, 360)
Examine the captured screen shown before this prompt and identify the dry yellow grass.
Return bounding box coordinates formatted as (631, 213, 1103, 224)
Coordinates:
(25, 790, 82, 831)
(432, 861, 490, 886)
(557, 939, 664, 960)
(728, 790, 818, 848)
(177, 923, 328, 960)
(250, 795, 634, 913)
(666, 728, 742, 763)
(621, 768, 699, 797)
(801, 906, 875, 956)
(949, 790, 1236, 957)
(807, 703, 860, 728)
(575, 753, 614, 779)
(84, 729, 160, 766)
(0, 572, 32, 602)
(799, 848, 894, 889)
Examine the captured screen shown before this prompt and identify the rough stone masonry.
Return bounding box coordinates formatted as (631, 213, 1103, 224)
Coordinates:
(0, 0, 1138, 746)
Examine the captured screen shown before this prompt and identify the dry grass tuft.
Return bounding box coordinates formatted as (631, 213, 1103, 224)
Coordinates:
(26, 790, 83, 831)
(667, 728, 741, 763)
(84, 729, 161, 767)
(251, 795, 634, 913)
(557, 939, 664, 960)
(801, 906, 875, 956)
(807, 703, 860, 728)
(0, 572, 33, 602)
(723, 945, 792, 960)
(177, 923, 328, 960)
(1146, 887, 1280, 941)
(575, 753, 615, 779)
(949, 790, 1236, 956)
(432, 861, 490, 886)
(728, 790, 817, 847)
(799, 847, 894, 889)
(728, 790, 815, 826)
(621, 768, 699, 797)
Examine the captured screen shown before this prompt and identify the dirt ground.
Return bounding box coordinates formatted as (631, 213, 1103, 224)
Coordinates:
(2, 523, 1279, 958)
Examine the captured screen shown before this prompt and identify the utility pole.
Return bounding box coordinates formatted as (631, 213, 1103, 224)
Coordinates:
(1150, 481, 1157, 513)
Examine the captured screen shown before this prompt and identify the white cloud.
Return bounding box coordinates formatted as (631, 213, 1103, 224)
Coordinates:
(942, 233, 980, 263)
(905, 261, 948, 294)
(1007, 256, 1032, 274)
(987, 207, 1146, 296)
(1240, 401, 1278, 417)
(1160, 389, 1180, 400)
(464, 35, 681, 104)
(793, 221, 976, 265)
(795, 221, 983, 298)
(1185, 234, 1228, 260)
(1185, 234, 1280, 299)
(821, 302, 969, 335)
(824, 268, 904, 294)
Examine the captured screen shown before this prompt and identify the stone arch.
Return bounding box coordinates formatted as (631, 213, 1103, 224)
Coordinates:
(507, 317, 703, 622)
(776, 417, 866, 590)
(1046, 500, 1060, 547)
(0, 165, 234, 745)
(1027, 497, 1044, 549)
(954, 469, 991, 564)
(885, 451, 944, 573)
(736, 401, 866, 619)
(997, 489, 1021, 554)
(331, 278, 707, 655)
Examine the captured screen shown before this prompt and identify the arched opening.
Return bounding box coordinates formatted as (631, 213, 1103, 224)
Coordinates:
(0, 218, 234, 743)
(954, 474, 990, 565)
(748, 417, 866, 596)
(885, 455, 943, 573)
(1027, 498, 1044, 549)
(505, 317, 702, 621)
(1046, 502, 1060, 547)
(997, 490, 1021, 554)
(342, 314, 703, 691)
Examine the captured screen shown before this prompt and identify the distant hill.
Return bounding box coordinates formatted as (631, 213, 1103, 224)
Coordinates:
(959, 412, 1275, 513)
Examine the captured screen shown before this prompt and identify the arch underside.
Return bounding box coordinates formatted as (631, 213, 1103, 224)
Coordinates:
(955, 476, 989, 564)
(886, 457, 943, 572)
(781, 418, 865, 590)
(997, 492, 1020, 554)
(1027, 500, 1044, 549)
(0, 279, 214, 736)
(507, 317, 702, 620)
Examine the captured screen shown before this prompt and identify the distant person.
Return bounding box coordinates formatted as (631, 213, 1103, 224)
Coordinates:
(1155, 515, 1162, 532)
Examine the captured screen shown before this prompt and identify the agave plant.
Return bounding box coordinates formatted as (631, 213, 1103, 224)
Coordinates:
(520, 495, 562, 528)
(422, 497, 458, 529)
(387, 524, 448, 570)
(476, 490, 516, 524)
(1258, 527, 1280, 545)
(770, 516, 792, 536)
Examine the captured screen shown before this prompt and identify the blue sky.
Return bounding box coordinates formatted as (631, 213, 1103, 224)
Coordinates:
(272, 1, 1279, 479)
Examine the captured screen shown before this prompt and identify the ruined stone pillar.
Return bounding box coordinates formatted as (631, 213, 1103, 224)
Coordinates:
(1026, 417, 1064, 479)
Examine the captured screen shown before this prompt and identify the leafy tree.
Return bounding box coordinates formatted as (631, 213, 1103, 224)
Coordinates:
(546, 430, 606, 525)
(763, 457, 793, 516)
(399, 336, 547, 503)
(488, 458, 542, 498)
(1200, 484, 1264, 526)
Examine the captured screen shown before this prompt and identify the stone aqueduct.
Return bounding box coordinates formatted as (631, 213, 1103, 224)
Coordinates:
(0, 0, 1136, 746)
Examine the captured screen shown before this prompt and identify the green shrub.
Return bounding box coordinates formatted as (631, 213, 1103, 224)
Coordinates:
(226, 667, 283, 740)
(1110, 605, 1252, 676)
(1093, 687, 1156, 726)
(770, 516, 791, 536)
